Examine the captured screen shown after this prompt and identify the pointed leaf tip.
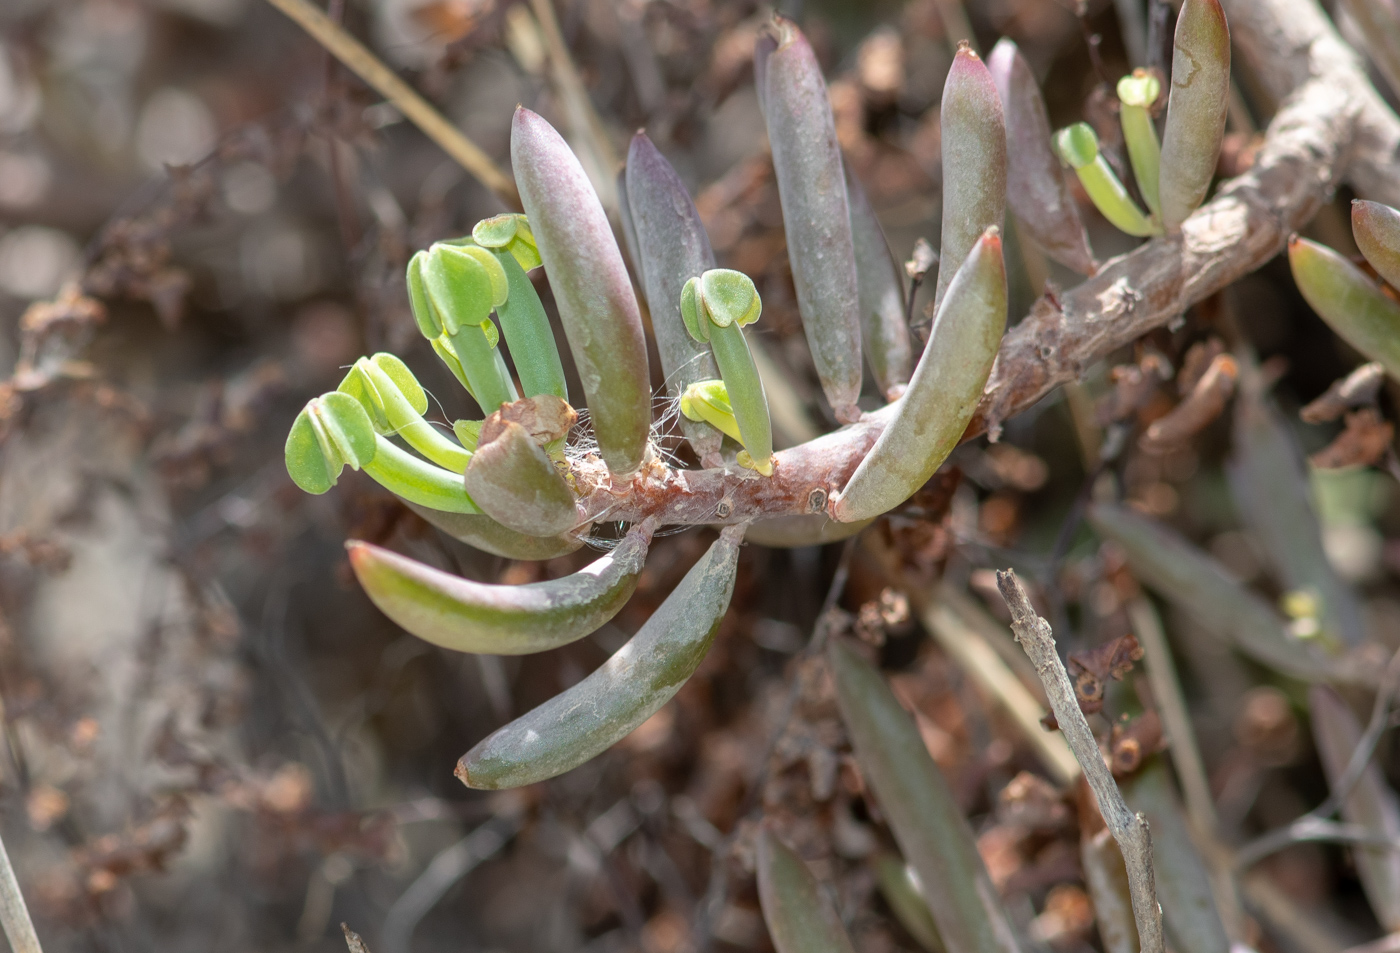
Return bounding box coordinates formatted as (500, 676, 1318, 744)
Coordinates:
(1352, 199, 1400, 292)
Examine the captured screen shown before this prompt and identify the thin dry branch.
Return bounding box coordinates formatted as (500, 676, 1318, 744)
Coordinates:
(995, 570, 1166, 953)
(0, 832, 42, 953)
(261, 0, 518, 205)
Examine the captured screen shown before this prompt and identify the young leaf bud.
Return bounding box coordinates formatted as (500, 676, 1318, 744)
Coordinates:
(1117, 69, 1163, 218)
(471, 213, 542, 271)
(1054, 124, 1161, 237)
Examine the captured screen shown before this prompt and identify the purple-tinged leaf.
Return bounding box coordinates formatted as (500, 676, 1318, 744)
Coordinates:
(1352, 199, 1400, 292)
(463, 419, 580, 536)
(1158, 0, 1230, 231)
(987, 39, 1096, 276)
(512, 107, 652, 477)
(761, 16, 864, 423)
(932, 42, 1007, 316)
(404, 502, 585, 560)
(846, 164, 914, 400)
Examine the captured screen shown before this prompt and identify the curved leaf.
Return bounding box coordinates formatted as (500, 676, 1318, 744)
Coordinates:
(512, 107, 652, 478)
(492, 249, 569, 402)
(1352, 199, 1400, 292)
(831, 229, 1005, 523)
(1289, 235, 1400, 381)
(457, 526, 743, 789)
(347, 523, 650, 655)
(405, 501, 586, 560)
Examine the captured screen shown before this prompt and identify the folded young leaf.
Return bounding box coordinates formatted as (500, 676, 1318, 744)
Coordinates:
(1054, 124, 1160, 238)
(933, 43, 1006, 317)
(286, 391, 377, 495)
(987, 39, 1096, 276)
(1310, 686, 1400, 931)
(831, 229, 1005, 523)
(1122, 762, 1231, 953)
(761, 16, 864, 423)
(1080, 830, 1136, 953)
(1085, 502, 1332, 681)
(1158, 0, 1230, 231)
(457, 526, 743, 789)
(1227, 387, 1366, 646)
(1289, 235, 1400, 381)
(512, 107, 652, 477)
(828, 639, 1023, 953)
(404, 501, 586, 560)
(338, 354, 472, 473)
(1352, 199, 1400, 292)
(1117, 70, 1163, 219)
(464, 419, 579, 536)
(417, 244, 520, 415)
(346, 523, 650, 655)
(757, 828, 858, 953)
(872, 852, 946, 953)
(624, 134, 725, 461)
(846, 165, 913, 399)
(491, 249, 569, 403)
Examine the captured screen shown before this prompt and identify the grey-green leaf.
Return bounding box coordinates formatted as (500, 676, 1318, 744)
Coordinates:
(828, 639, 1023, 953)
(757, 828, 858, 953)
(346, 523, 650, 655)
(457, 526, 743, 789)
(512, 107, 652, 477)
(405, 501, 586, 560)
(846, 164, 914, 400)
(1157, 0, 1230, 231)
(831, 229, 1005, 523)
(761, 16, 864, 423)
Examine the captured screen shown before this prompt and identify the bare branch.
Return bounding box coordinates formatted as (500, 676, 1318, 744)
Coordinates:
(0, 832, 42, 953)
(995, 570, 1165, 953)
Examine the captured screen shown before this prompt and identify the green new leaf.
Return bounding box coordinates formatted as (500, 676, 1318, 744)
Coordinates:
(761, 16, 863, 423)
(847, 164, 913, 399)
(463, 420, 579, 536)
(680, 380, 742, 443)
(1352, 199, 1400, 292)
(472, 213, 542, 271)
(338, 354, 471, 473)
(831, 228, 1006, 523)
(988, 39, 1096, 275)
(933, 42, 1007, 317)
(757, 828, 858, 953)
(491, 248, 569, 402)
(1054, 124, 1160, 237)
(828, 639, 1022, 953)
(1289, 235, 1400, 381)
(285, 391, 377, 494)
(346, 522, 651, 655)
(512, 107, 652, 478)
(457, 526, 743, 789)
(1158, 0, 1230, 231)
(418, 242, 518, 415)
(1117, 70, 1162, 219)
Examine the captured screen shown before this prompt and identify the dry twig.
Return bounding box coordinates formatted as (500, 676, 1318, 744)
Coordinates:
(996, 570, 1165, 953)
(0, 832, 41, 953)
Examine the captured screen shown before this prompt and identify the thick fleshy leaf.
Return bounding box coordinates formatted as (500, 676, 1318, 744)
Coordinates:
(364, 438, 482, 514)
(492, 249, 569, 402)
(1311, 686, 1400, 930)
(846, 165, 914, 399)
(1055, 124, 1159, 237)
(1352, 199, 1400, 291)
(338, 354, 471, 473)
(757, 828, 858, 953)
(709, 323, 772, 474)
(1085, 502, 1328, 681)
(831, 229, 1005, 523)
(615, 169, 642, 278)
(463, 420, 579, 536)
(1122, 762, 1230, 953)
(457, 526, 743, 789)
(624, 133, 722, 462)
(1289, 235, 1400, 381)
(347, 523, 649, 655)
(1080, 830, 1136, 953)
(1117, 70, 1163, 219)
(933, 43, 1006, 318)
(421, 243, 519, 414)
(1227, 387, 1366, 646)
(1158, 0, 1230, 231)
(285, 391, 377, 494)
(828, 639, 1023, 953)
(405, 501, 585, 560)
(512, 107, 652, 477)
(680, 380, 742, 443)
(987, 39, 1096, 276)
(873, 853, 946, 953)
(761, 16, 864, 423)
